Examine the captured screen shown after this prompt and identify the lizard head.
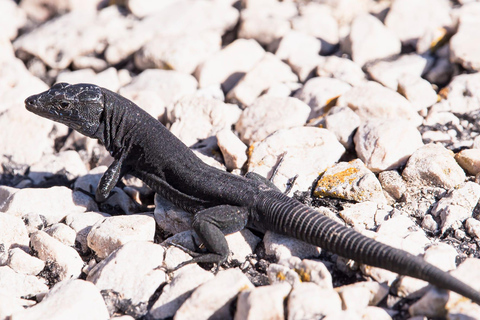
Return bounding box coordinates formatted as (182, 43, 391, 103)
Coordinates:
(25, 83, 104, 137)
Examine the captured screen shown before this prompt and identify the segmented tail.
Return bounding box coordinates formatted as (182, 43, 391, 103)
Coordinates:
(256, 190, 480, 304)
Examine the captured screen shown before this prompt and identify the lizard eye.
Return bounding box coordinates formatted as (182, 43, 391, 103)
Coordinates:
(59, 101, 69, 108)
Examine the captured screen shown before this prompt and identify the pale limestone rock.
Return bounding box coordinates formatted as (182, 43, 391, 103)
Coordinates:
(65, 211, 111, 253)
(336, 81, 422, 126)
(238, 14, 291, 46)
(167, 95, 241, 146)
(56, 67, 121, 92)
(455, 148, 480, 175)
(397, 74, 438, 111)
(134, 32, 221, 74)
(285, 258, 333, 289)
(288, 283, 342, 319)
(275, 30, 321, 62)
(7, 248, 45, 276)
(10, 280, 109, 320)
(119, 69, 198, 121)
(175, 269, 254, 320)
(0, 291, 35, 320)
(0, 213, 30, 258)
(216, 129, 248, 171)
(378, 170, 407, 201)
(227, 53, 298, 106)
(402, 144, 466, 189)
(338, 201, 378, 230)
(343, 14, 401, 67)
(360, 307, 392, 320)
(235, 283, 291, 320)
(263, 231, 321, 261)
(19, 0, 100, 22)
(226, 229, 261, 263)
(27, 150, 88, 185)
(337, 282, 389, 307)
(71, 56, 108, 72)
(315, 159, 386, 205)
(366, 54, 433, 90)
(154, 195, 193, 235)
(87, 214, 156, 259)
(195, 39, 265, 92)
(44, 223, 76, 247)
(0, 266, 48, 299)
(337, 285, 370, 311)
(408, 288, 449, 318)
(0, 0, 27, 40)
(433, 73, 480, 113)
(384, 0, 452, 47)
(236, 96, 310, 145)
(450, 13, 480, 71)
(324, 106, 361, 150)
(127, 0, 178, 18)
(87, 241, 166, 318)
(294, 77, 351, 119)
(354, 119, 423, 173)
(149, 265, 214, 319)
(465, 217, 480, 239)
(316, 56, 366, 86)
(268, 263, 301, 287)
(248, 127, 345, 193)
(30, 231, 84, 280)
(287, 52, 323, 82)
(430, 182, 480, 233)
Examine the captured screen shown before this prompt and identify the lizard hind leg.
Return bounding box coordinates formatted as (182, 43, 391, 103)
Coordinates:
(171, 205, 249, 271)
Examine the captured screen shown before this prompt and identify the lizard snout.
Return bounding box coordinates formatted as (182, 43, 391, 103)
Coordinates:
(25, 95, 38, 111)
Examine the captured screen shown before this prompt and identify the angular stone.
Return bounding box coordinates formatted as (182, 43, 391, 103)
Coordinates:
(324, 106, 361, 150)
(238, 14, 291, 47)
(119, 69, 198, 121)
(10, 279, 109, 320)
(354, 119, 423, 172)
(65, 211, 111, 253)
(167, 95, 241, 146)
(465, 217, 480, 239)
(0, 0, 27, 40)
(216, 129, 248, 171)
(7, 247, 45, 276)
(30, 231, 84, 280)
(343, 14, 401, 67)
(0, 291, 35, 320)
(236, 96, 310, 145)
(402, 144, 466, 189)
(263, 231, 321, 262)
(0, 266, 48, 299)
(248, 127, 345, 193)
(434, 73, 480, 113)
(87, 214, 156, 259)
(235, 283, 291, 320)
(275, 30, 321, 62)
(397, 74, 438, 111)
(338, 201, 378, 230)
(175, 269, 254, 320)
(45, 223, 76, 247)
(294, 77, 351, 119)
(285, 258, 333, 289)
(134, 32, 221, 74)
(195, 39, 265, 92)
(287, 283, 342, 319)
(316, 56, 366, 86)
(336, 81, 422, 126)
(0, 213, 30, 257)
(154, 195, 193, 235)
(227, 53, 298, 107)
(287, 52, 323, 82)
(268, 263, 301, 287)
(226, 229, 261, 263)
(455, 148, 480, 175)
(378, 170, 407, 201)
(127, 0, 178, 18)
(87, 241, 166, 318)
(450, 5, 480, 71)
(56, 67, 121, 93)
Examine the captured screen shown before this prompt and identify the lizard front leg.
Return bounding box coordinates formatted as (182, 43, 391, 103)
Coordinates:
(95, 152, 128, 202)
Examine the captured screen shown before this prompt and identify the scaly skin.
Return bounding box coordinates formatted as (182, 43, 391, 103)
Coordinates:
(25, 83, 480, 304)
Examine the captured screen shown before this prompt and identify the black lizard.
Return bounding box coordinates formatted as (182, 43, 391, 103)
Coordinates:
(25, 83, 480, 304)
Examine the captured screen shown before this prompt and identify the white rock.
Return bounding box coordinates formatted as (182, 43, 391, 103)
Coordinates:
(408, 288, 449, 318)
(71, 56, 108, 72)
(20, 0, 100, 22)
(226, 229, 261, 263)
(315, 159, 386, 205)
(267, 263, 301, 287)
(22, 212, 46, 234)
(450, 5, 480, 71)
(119, 69, 198, 121)
(416, 26, 450, 55)
(87, 241, 166, 318)
(337, 285, 371, 311)
(324, 106, 361, 150)
(216, 129, 248, 171)
(10, 279, 109, 320)
(339, 282, 389, 307)
(294, 77, 351, 119)
(235, 283, 291, 320)
(167, 95, 241, 146)
(0, 213, 30, 258)
(0, 291, 35, 320)
(175, 269, 254, 320)
(465, 217, 480, 239)
(248, 127, 345, 193)
(316, 56, 366, 86)
(0, 0, 27, 40)
(56, 67, 121, 92)
(430, 182, 480, 233)
(65, 211, 111, 253)
(397, 74, 438, 111)
(384, 0, 452, 47)
(44, 223, 76, 247)
(275, 30, 321, 62)
(365, 54, 433, 90)
(402, 144, 466, 189)
(287, 258, 333, 289)
(195, 39, 265, 92)
(27, 150, 88, 185)
(127, 0, 178, 18)
(149, 265, 214, 319)
(134, 31, 221, 74)
(0, 266, 48, 299)
(87, 214, 156, 259)
(360, 307, 392, 320)
(236, 96, 310, 145)
(378, 170, 407, 201)
(288, 283, 342, 319)
(287, 52, 323, 83)
(263, 231, 321, 262)
(0, 186, 97, 225)
(455, 148, 480, 175)
(343, 14, 401, 67)
(354, 119, 423, 173)
(227, 53, 298, 106)
(30, 231, 84, 280)
(8, 248, 45, 276)
(323, 310, 362, 320)
(336, 81, 422, 126)
(338, 201, 379, 229)
(421, 214, 439, 233)
(433, 73, 480, 113)
(238, 14, 291, 46)
(291, 3, 339, 54)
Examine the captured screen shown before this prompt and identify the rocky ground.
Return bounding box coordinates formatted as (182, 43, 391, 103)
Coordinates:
(1, 0, 480, 319)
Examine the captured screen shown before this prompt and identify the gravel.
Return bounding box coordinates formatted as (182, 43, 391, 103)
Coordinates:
(1, 0, 480, 319)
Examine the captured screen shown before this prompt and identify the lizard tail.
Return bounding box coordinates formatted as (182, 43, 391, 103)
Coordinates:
(256, 190, 480, 304)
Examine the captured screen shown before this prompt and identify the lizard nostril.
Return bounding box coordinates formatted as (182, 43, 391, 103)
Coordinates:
(25, 96, 36, 108)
